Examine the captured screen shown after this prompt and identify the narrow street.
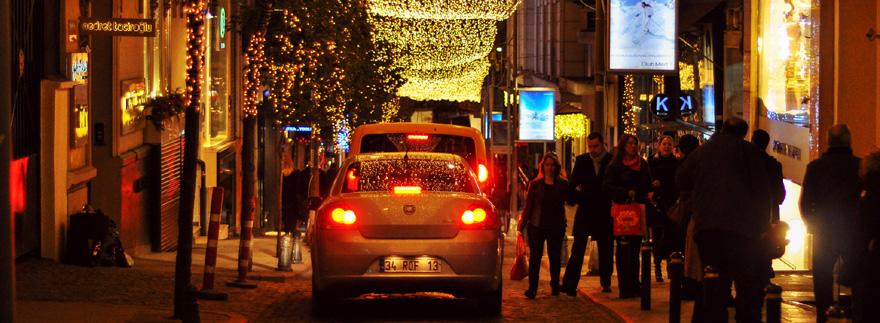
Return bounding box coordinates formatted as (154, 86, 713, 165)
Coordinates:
(15, 235, 623, 322)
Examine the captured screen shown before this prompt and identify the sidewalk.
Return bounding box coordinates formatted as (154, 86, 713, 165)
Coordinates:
(572, 264, 819, 322)
(15, 236, 309, 322)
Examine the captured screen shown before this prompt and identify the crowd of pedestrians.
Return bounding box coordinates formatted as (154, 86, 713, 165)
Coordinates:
(517, 117, 880, 322)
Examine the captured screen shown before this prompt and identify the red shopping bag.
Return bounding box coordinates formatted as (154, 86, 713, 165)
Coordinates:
(611, 202, 646, 236)
(509, 233, 529, 281)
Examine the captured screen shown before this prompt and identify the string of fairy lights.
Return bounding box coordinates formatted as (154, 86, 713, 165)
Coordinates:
(622, 74, 639, 135)
(367, 0, 519, 20)
(368, 0, 520, 102)
(184, 0, 207, 112)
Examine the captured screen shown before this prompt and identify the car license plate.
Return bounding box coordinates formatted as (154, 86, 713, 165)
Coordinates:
(380, 257, 441, 273)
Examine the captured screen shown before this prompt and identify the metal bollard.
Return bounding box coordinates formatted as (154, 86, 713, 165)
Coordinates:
(765, 284, 782, 323)
(199, 188, 228, 300)
(641, 240, 652, 310)
(227, 197, 258, 289)
(277, 233, 293, 271)
(292, 234, 303, 264)
(668, 252, 684, 323)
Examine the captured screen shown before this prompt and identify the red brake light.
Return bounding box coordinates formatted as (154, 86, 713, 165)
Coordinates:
(327, 207, 356, 227)
(407, 134, 429, 140)
(461, 207, 490, 228)
(477, 164, 488, 183)
(393, 186, 422, 194)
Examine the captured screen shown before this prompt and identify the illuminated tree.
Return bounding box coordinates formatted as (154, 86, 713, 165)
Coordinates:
(174, 0, 206, 321)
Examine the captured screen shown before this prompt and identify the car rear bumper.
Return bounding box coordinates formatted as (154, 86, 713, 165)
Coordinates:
(312, 229, 503, 297)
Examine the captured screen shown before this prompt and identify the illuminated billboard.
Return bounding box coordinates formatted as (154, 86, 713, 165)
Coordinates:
(608, 0, 677, 73)
(518, 89, 555, 142)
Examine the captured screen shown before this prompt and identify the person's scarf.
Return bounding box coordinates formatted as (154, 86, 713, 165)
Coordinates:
(623, 155, 641, 171)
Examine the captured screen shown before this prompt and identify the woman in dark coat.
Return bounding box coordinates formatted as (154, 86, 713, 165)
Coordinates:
(649, 135, 679, 281)
(852, 151, 880, 322)
(604, 134, 653, 298)
(519, 153, 569, 299)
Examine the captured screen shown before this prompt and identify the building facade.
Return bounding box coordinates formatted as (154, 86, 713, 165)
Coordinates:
(10, 0, 245, 261)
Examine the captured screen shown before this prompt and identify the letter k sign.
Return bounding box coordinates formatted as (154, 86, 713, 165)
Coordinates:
(656, 97, 669, 112)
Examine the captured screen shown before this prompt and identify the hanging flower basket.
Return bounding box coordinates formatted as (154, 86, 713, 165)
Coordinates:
(143, 92, 185, 131)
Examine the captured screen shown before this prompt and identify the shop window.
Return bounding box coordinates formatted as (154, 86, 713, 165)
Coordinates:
(757, 0, 816, 127)
(204, 4, 230, 146)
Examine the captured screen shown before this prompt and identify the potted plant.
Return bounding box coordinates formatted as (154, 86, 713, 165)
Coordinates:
(143, 92, 186, 144)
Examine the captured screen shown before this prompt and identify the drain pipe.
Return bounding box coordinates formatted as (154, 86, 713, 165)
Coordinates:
(197, 159, 207, 236)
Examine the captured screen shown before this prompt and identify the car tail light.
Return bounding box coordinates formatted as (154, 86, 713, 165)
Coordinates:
(393, 186, 422, 195)
(321, 205, 357, 229)
(407, 134, 429, 140)
(460, 206, 493, 229)
(477, 164, 489, 183)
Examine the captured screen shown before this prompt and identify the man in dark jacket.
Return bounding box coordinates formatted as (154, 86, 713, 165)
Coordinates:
(677, 117, 773, 322)
(561, 132, 614, 295)
(800, 124, 862, 323)
(751, 129, 786, 223)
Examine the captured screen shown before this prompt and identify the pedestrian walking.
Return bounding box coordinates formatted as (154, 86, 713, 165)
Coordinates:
(852, 151, 880, 323)
(673, 135, 705, 321)
(562, 132, 614, 296)
(519, 153, 569, 299)
(751, 129, 786, 223)
(677, 117, 773, 322)
(604, 134, 653, 299)
(649, 135, 679, 282)
(800, 124, 862, 323)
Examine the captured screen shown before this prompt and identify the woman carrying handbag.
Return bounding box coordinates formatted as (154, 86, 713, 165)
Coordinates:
(518, 153, 569, 299)
(604, 134, 654, 299)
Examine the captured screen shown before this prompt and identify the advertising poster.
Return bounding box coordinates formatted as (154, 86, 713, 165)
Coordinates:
(608, 0, 677, 72)
(518, 89, 555, 142)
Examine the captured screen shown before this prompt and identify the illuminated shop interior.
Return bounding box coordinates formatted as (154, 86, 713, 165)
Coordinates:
(757, 0, 815, 127)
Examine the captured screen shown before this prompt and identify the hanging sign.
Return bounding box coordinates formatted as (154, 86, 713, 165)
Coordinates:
(71, 52, 88, 84)
(607, 0, 678, 73)
(518, 88, 556, 142)
(79, 18, 157, 37)
(651, 94, 695, 119)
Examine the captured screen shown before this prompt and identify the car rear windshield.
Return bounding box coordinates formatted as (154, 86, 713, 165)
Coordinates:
(342, 158, 477, 194)
(359, 134, 477, 168)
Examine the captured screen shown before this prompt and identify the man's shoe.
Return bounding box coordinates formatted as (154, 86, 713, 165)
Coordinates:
(524, 289, 537, 299)
(656, 276, 665, 283)
(551, 287, 560, 296)
(601, 287, 612, 293)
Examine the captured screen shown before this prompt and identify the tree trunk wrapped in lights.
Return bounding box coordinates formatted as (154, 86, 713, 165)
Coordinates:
(174, 0, 206, 321)
(237, 0, 272, 278)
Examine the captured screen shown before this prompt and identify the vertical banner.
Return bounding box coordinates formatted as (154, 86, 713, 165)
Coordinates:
(607, 0, 678, 73)
(518, 88, 556, 142)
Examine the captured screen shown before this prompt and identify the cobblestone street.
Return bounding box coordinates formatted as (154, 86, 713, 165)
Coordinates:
(16, 235, 623, 322)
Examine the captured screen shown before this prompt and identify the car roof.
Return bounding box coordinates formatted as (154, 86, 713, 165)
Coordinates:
(346, 152, 469, 164)
(351, 122, 482, 138)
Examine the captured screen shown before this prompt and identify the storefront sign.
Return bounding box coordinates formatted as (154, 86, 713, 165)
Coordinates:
(518, 88, 555, 142)
(79, 18, 157, 37)
(121, 79, 147, 135)
(651, 94, 694, 119)
(607, 0, 678, 73)
(71, 52, 88, 84)
(772, 140, 802, 161)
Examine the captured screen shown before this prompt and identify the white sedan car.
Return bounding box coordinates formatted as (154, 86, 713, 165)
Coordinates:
(310, 152, 503, 315)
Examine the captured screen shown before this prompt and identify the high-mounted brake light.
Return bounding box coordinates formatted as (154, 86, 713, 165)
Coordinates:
(407, 134, 429, 140)
(477, 164, 489, 183)
(393, 186, 422, 194)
